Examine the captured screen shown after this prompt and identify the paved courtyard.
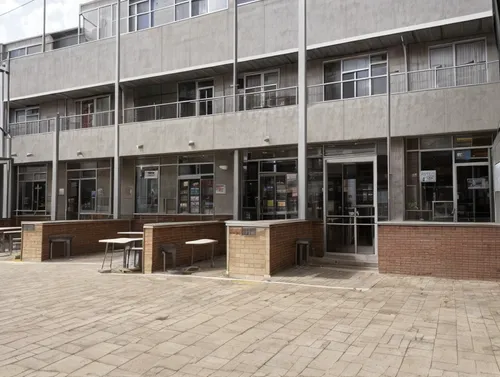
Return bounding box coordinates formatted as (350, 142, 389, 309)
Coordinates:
(1, 260, 500, 377)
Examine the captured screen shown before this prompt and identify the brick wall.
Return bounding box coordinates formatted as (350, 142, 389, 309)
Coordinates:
(143, 221, 226, 274)
(0, 218, 14, 227)
(227, 227, 269, 278)
(269, 221, 312, 275)
(379, 224, 500, 281)
(21, 220, 131, 262)
(311, 221, 324, 257)
(132, 215, 232, 232)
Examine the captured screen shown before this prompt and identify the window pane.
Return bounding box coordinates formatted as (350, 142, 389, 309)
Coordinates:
(27, 45, 41, 55)
(324, 83, 341, 100)
(135, 167, 159, 213)
(356, 79, 369, 97)
(137, 1, 150, 13)
(356, 70, 369, 79)
(343, 81, 355, 98)
(343, 56, 369, 71)
(160, 165, 177, 213)
(175, 3, 189, 20)
(264, 72, 279, 85)
(129, 5, 136, 15)
(154, 0, 175, 8)
(10, 48, 26, 58)
(420, 136, 452, 149)
(455, 40, 486, 65)
(209, 0, 227, 11)
(246, 74, 261, 88)
(82, 9, 98, 41)
(97, 169, 111, 212)
(371, 53, 387, 63)
(371, 77, 386, 95)
(324, 61, 341, 83)
(152, 6, 174, 25)
(192, 0, 208, 16)
(343, 72, 355, 80)
(137, 13, 150, 29)
(371, 63, 387, 76)
(430, 46, 453, 68)
(99, 5, 113, 39)
(454, 134, 492, 147)
(406, 138, 419, 150)
(129, 16, 136, 31)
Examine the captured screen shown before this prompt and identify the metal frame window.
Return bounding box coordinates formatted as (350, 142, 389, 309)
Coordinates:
(177, 79, 215, 117)
(14, 107, 39, 124)
(16, 164, 48, 215)
(243, 70, 280, 110)
(134, 154, 215, 215)
(323, 53, 388, 101)
(9, 44, 42, 59)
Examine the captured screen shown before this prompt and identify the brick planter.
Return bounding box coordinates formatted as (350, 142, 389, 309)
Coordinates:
(379, 222, 500, 281)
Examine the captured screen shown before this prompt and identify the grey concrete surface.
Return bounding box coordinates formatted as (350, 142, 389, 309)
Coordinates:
(1, 259, 500, 376)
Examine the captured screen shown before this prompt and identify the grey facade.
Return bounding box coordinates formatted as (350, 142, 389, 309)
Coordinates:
(1, 0, 499, 260)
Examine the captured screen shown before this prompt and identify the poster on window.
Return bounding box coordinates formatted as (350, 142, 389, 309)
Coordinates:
(420, 170, 436, 183)
(143, 170, 158, 179)
(467, 178, 488, 189)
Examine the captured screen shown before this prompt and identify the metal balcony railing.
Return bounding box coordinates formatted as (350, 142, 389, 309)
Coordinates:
(8, 61, 500, 137)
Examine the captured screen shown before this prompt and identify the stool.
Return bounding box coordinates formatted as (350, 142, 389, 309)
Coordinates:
(296, 238, 312, 266)
(131, 247, 143, 270)
(160, 244, 177, 272)
(49, 235, 74, 259)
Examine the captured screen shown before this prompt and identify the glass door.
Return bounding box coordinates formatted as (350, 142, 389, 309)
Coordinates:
(324, 157, 377, 255)
(454, 163, 491, 222)
(81, 100, 94, 128)
(67, 180, 80, 220)
(198, 87, 214, 116)
(80, 179, 97, 214)
(260, 175, 276, 219)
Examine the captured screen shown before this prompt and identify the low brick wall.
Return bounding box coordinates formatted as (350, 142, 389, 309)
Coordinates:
(21, 220, 131, 262)
(379, 222, 500, 281)
(226, 220, 312, 279)
(132, 215, 232, 232)
(143, 221, 226, 274)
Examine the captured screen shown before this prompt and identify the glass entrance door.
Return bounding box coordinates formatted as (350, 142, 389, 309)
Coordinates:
(260, 174, 298, 220)
(454, 164, 491, 222)
(324, 158, 377, 255)
(66, 178, 97, 219)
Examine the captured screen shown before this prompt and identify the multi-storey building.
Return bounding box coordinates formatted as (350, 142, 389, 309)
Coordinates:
(1, 0, 499, 264)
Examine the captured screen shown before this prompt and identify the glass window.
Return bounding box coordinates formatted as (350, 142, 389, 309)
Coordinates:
(26, 45, 42, 55)
(420, 135, 452, 149)
(96, 169, 111, 212)
(454, 134, 492, 148)
(17, 165, 47, 214)
(175, 1, 190, 20)
(82, 9, 98, 42)
(9, 48, 26, 58)
(160, 165, 177, 213)
(135, 167, 159, 213)
(324, 53, 387, 101)
(192, 0, 208, 16)
(99, 5, 113, 39)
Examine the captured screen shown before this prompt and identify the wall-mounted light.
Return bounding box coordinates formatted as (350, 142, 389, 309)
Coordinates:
(26, 152, 33, 157)
(264, 136, 270, 143)
(188, 140, 195, 147)
(76, 150, 84, 157)
(136, 144, 144, 150)
(219, 165, 228, 171)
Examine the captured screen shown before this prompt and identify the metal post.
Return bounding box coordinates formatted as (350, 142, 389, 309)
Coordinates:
(386, 58, 392, 221)
(233, 150, 239, 220)
(233, 0, 238, 112)
(0, 63, 5, 219)
(298, 0, 308, 220)
(5, 55, 11, 219)
(51, 114, 60, 221)
(113, 0, 121, 219)
(42, 0, 47, 53)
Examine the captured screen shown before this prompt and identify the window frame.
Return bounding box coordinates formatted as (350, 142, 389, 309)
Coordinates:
(14, 107, 40, 124)
(322, 51, 388, 101)
(243, 69, 280, 110)
(16, 164, 48, 215)
(427, 37, 488, 69)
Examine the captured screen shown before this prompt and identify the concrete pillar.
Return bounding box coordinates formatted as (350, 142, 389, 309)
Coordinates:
(390, 137, 405, 221)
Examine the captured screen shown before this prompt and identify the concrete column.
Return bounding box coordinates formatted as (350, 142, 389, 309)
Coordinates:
(297, 0, 308, 220)
(0, 69, 5, 219)
(390, 138, 405, 221)
(386, 57, 392, 220)
(51, 115, 60, 221)
(233, 150, 240, 220)
(233, 0, 238, 112)
(113, 0, 121, 219)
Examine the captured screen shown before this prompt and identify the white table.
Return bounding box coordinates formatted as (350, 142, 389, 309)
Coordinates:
(99, 237, 143, 270)
(185, 239, 218, 268)
(117, 231, 144, 236)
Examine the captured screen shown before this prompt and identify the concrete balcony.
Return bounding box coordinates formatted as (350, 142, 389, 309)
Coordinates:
(10, 61, 500, 164)
(5, 0, 492, 100)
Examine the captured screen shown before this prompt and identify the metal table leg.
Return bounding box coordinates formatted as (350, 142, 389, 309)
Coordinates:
(101, 243, 109, 270)
(191, 245, 194, 266)
(211, 244, 215, 268)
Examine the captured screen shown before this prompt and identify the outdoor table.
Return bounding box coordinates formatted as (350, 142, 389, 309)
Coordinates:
(99, 237, 143, 270)
(117, 231, 144, 236)
(4, 230, 21, 255)
(185, 239, 218, 268)
(0, 227, 22, 253)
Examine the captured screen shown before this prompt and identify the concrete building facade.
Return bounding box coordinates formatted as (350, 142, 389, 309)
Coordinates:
(1, 0, 499, 265)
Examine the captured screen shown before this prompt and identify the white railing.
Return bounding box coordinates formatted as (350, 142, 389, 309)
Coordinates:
(59, 111, 115, 131)
(9, 61, 500, 137)
(9, 119, 55, 137)
(123, 86, 298, 123)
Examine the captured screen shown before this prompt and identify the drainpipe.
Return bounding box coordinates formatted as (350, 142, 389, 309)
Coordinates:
(113, 0, 121, 219)
(401, 36, 408, 92)
(298, 0, 308, 220)
(386, 57, 392, 221)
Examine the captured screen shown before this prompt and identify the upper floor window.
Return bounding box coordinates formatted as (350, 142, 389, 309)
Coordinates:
(244, 70, 279, 110)
(9, 44, 42, 58)
(323, 53, 387, 101)
(15, 108, 39, 123)
(429, 39, 486, 87)
(178, 79, 215, 117)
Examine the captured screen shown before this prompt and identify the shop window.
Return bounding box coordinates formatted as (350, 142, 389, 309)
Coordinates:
(135, 166, 159, 213)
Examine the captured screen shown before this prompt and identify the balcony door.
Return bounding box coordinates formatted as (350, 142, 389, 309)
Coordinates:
(244, 71, 279, 110)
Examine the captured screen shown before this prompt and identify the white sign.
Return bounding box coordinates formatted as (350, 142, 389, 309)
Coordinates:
(215, 184, 226, 195)
(143, 170, 158, 179)
(420, 170, 436, 183)
(467, 178, 488, 190)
